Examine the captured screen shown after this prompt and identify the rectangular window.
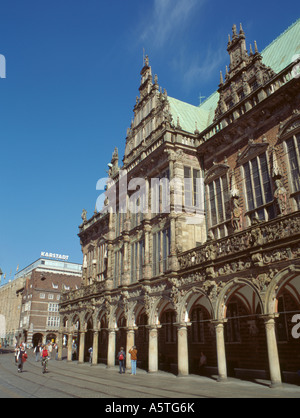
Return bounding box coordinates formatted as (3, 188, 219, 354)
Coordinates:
(243, 153, 274, 222)
(286, 134, 300, 193)
(276, 296, 288, 342)
(207, 174, 230, 236)
(184, 166, 201, 209)
(152, 232, 161, 276)
(191, 308, 205, 343)
(165, 311, 176, 343)
(131, 242, 138, 283)
(162, 228, 170, 273)
(225, 303, 240, 343)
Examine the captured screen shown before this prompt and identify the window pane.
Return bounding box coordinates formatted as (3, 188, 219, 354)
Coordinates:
(209, 183, 217, 225)
(193, 169, 200, 208)
(259, 153, 273, 203)
(222, 175, 230, 218)
(244, 163, 255, 210)
(184, 167, 192, 207)
(251, 158, 263, 207)
(215, 178, 224, 222)
(287, 137, 300, 192)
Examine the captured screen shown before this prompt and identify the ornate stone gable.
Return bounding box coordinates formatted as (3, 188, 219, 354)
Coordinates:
(236, 139, 269, 165)
(214, 24, 276, 122)
(123, 56, 174, 165)
(204, 162, 229, 184)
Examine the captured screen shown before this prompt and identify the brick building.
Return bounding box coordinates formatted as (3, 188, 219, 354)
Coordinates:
(59, 20, 300, 386)
(16, 257, 82, 346)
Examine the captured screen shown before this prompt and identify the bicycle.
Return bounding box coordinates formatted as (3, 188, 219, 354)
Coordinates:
(41, 356, 49, 374)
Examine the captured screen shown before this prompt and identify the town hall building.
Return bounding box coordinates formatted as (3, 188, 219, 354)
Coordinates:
(58, 20, 300, 387)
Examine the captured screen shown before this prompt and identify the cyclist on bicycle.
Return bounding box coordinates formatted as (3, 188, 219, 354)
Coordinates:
(41, 345, 49, 374)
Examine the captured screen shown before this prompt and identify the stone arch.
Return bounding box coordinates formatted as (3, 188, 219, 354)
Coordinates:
(264, 265, 300, 314)
(71, 313, 81, 330)
(83, 311, 94, 331)
(215, 278, 264, 320)
(180, 287, 215, 323)
(183, 288, 216, 375)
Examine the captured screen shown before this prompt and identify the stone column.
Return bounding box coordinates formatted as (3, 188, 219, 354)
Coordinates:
(78, 330, 86, 364)
(107, 329, 117, 368)
(57, 330, 63, 361)
(261, 314, 282, 388)
(126, 328, 136, 370)
(143, 222, 152, 280)
(176, 323, 190, 377)
(92, 330, 99, 366)
(67, 333, 73, 362)
(147, 325, 161, 373)
(212, 319, 228, 382)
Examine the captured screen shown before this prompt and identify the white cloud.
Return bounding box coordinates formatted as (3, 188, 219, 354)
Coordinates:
(183, 45, 225, 88)
(139, 0, 204, 49)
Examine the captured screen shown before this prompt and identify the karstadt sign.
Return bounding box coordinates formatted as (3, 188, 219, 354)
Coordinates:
(41, 252, 69, 261)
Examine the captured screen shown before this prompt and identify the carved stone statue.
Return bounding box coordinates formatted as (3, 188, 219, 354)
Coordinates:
(274, 179, 287, 216)
(231, 197, 242, 232)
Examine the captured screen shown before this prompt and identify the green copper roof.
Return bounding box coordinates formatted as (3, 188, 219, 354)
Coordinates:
(168, 96, 209, 134)
(261, 18, 300, 73)
(167, 18, 300, 136)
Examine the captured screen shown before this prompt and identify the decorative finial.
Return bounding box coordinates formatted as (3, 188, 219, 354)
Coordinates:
(254, 41, 259, 54)
(220, 71, 224, 85)
(232, 24, 237, 37)
(249, 44, 253, 55)
(239, 23, 244, 35)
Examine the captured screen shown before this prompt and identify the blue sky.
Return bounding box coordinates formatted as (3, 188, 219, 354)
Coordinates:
(0, 0, 299, 284)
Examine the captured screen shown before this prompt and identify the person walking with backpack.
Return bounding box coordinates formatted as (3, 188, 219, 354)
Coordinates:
(117, 347, 126, 374)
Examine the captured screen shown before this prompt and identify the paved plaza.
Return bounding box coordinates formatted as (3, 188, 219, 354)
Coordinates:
(0, 348, 299, 399)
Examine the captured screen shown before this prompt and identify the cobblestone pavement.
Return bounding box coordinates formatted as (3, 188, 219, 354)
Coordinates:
(0, 348, 299, 399)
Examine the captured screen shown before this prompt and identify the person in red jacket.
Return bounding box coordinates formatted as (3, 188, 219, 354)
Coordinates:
(41, 346, 49, 374)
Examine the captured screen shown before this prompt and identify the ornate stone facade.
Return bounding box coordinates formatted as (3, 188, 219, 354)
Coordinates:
(59, 22, 300, 386)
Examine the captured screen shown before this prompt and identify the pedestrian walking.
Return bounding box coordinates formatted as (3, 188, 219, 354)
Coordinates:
(48, 343, 53, 359)
(117, 347, 126, 374)
(14, 345, 19, 364)
(129, 346, 138, 375)
(88, 347, 93, 364)
(17, 346, 27, 373)
(34, 344, 41, 362)
(54, 343, 59, 360)
(41, 345, 49, 374)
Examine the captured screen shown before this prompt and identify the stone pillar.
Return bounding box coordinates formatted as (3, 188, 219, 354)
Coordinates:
(169, 214, 178, 271)
(261, 314, 282, 388)
(176, 323, 190, 377)
(57, 330, 63, 361)
(212, 319, 228, 382)
(147, 325, 161, 373)
(67, 333, 73, 362)
(107, 329, 117, 368)
(122, 234, 130, 286)
(92, 330, 99, 366)
(143, 223, 152, 280)
(78, 331, 86, 364)
(126, 328, 136, 370)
